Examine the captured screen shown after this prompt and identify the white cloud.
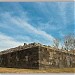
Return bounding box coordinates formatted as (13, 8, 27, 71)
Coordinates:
(0, 32, 23, 51)
(33, 2, 68, 32)
(57, 2, 67, 26)
(18, 17, 54, 40)
(1, 12, 54, 41)
(0, 2, 74, 51)
(0, 12, 55, 51)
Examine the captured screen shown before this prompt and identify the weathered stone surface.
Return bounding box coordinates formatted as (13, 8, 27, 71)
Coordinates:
(39, 46, 75, 69)
(0, 43, 75, 69)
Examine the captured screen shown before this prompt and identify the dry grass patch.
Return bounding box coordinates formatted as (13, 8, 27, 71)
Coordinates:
(0, 67, 75, 73)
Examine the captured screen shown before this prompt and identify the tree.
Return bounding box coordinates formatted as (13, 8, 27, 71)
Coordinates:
(53, 38, 59, 49)
(64, 34, 75, 51)
(73, 38, 75, 49)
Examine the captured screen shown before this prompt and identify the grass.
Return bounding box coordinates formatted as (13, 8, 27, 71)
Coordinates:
(0, 67, 75, 73)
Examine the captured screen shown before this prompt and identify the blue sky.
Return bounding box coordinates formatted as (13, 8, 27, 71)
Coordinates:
(0, 2, 74, 51)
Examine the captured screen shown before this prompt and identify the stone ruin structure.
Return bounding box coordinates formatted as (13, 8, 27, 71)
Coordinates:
(0, 42, 75, 69)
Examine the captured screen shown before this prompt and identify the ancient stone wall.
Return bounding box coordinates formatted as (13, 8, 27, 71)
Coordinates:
(0, 43, 75, 69)
(39, 46, 75, 69)
(0, 46, 39, 69)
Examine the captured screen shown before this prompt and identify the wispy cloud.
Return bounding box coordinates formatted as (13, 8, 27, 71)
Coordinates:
(12, 17, 54, 41)
(0, 2, 74, 51)
(0, 32, 23, 51)
(1, 12, 54, 40)
(0, 12, 55, 51)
